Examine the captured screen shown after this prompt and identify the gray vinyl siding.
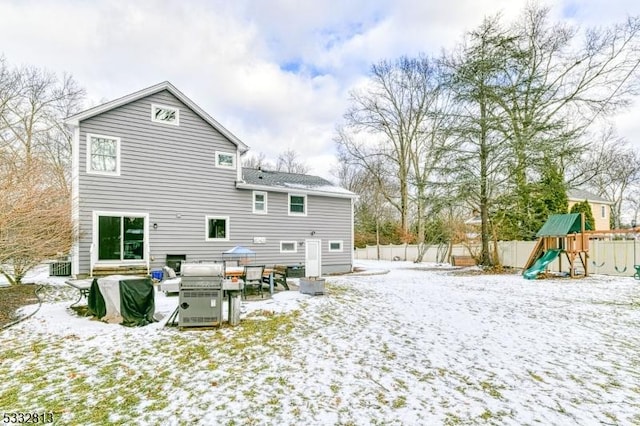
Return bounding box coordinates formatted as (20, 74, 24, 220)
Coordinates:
(77, 89, 353, 276)
(229, 191, 353, 272)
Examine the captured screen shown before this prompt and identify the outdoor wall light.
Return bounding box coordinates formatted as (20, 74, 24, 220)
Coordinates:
(153, 223, 158, 230)
(310, 230, 316, 236)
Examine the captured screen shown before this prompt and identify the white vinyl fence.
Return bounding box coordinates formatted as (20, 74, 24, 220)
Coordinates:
(355, 240, 640, 277)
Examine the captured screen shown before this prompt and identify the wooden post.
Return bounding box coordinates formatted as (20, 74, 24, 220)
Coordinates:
(227, 291, 242, 326)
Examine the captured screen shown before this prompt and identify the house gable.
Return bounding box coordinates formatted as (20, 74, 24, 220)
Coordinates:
(66, 81, 248, 153)
(567, 189, 611, 231)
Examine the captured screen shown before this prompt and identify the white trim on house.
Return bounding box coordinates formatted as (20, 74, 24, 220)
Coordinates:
(86, 133, 121, 176)
(205, 215, 230, 241)
(90, 211, 150, 273)
(64, 81, 249, 153)
(350, 198, 355, 269)
(280, 241, 298, 253)
(288, 193, 307, 216)
(215, 151, 236, 169)
(252, 191, 268, 214)
(151, 103, 180, 126)
(236, 181, 357, 199)
(71, 126, 80, 277)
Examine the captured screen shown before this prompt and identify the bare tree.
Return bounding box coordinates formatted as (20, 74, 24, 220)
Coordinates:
(242, 151, 274, 170)
(275, 148, 309, 174)
(0, 61, 84, 194)
(338, 56, 446, 240)
(333, 153, 397, 256)
(578, 133, 640, 228)
(0, 158, 73, 285)
(0, 58, 84, 283)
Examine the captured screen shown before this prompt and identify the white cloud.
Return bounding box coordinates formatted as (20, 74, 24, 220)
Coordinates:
(1, 0, 639, 177)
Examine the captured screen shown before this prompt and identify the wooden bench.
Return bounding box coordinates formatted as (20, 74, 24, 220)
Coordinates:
(263, 265, 290, 290)
(451, 255, 476, 267)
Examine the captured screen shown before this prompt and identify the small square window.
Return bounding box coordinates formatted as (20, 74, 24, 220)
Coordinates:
(328, 241, 343, 252)
(253, 191, 267, 214)
(215, 151, 236, 169)
(151, 103, 179, 126)
(206, 216, 229, 241)
(280, 241, 297, 253)
(289, 194, 306, 216)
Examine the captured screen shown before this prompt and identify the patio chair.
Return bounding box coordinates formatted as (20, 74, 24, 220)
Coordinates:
(242, 265, 265, 299)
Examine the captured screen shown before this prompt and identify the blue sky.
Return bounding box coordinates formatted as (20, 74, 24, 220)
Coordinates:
(1, 0, 639, 179)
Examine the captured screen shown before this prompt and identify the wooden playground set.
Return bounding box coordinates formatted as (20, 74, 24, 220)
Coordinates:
(523, 213, 640, 280)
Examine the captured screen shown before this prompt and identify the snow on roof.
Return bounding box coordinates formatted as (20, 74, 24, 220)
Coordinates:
(568, 188, 612, 204)
(240, 168, 357, 198)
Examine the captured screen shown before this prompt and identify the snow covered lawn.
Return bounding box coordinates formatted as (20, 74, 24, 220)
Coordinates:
(1, 260, 640, 425)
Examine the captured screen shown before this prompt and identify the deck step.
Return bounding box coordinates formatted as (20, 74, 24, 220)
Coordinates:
(91, 265, 149, 277)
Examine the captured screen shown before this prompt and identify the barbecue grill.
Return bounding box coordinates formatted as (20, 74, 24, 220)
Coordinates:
(178, 263, 224, 327)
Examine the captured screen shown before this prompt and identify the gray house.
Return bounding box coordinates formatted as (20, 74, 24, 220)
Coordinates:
(65, 82, 355, 278)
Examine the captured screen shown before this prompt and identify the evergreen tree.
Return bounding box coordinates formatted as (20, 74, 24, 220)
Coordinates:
(569, 200, 595, 231)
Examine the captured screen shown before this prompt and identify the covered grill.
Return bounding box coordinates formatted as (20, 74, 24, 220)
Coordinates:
(178, 263, 224, 327)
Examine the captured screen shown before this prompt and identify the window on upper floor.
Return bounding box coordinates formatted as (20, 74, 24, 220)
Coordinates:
(253, 191, 267, 214)
(206, 216, 230, 241)
(289, 194, 306, 216)
(601, 205, 606, 218)
(215, 151, 236, 169)
(87, 133, 120, 175)
(151, 103, 179, 126)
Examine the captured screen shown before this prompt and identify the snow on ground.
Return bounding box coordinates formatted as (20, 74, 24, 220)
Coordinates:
(1, 260, 640, 425)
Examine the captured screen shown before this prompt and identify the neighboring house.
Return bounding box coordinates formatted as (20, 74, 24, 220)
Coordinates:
(567, 189, 612, 231)
(64, 82, 356, 278)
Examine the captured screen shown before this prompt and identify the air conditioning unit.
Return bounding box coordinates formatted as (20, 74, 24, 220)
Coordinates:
(178, 263, 224, 328)
(49, 261, 71, 277)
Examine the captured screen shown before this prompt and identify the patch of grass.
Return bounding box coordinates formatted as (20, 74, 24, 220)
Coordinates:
(480, 379, 505, 399)
(391, 395, 407, 409)
(444, 412, 462, 425)
(528, 370, 545, 382)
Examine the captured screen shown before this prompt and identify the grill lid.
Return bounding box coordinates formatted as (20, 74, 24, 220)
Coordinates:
(181, 263, 224, 277)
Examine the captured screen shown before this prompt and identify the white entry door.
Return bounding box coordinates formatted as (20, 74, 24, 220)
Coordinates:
(305, 239, 322, 277)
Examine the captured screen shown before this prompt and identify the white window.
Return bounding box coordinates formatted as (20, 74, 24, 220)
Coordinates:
(253, 191, 267, 214)
(205, 216, 230, 241)
(289, 194, 307, 216)
(601, 205, 606, 218)
(151, 103, 179, 126)
(87, 133, 120, 175)
(280, 241, 297, 253)
(215, 151, 236, 169)
(328, 240, 343, 252)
